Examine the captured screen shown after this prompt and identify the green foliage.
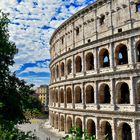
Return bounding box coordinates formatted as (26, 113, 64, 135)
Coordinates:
(65, 126, 97, 140)
(0, 11, 42, 139)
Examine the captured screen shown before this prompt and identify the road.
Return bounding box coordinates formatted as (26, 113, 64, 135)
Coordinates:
(18, 119, 65, 140)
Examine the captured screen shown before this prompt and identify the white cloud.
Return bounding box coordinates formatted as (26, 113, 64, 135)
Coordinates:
(1, 0, 95, 86)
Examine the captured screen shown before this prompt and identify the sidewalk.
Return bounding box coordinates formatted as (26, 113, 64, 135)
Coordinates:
(40, 120, 67, 140)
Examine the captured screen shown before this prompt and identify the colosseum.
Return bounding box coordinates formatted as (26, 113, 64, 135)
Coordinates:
(49, 0, 140, 139)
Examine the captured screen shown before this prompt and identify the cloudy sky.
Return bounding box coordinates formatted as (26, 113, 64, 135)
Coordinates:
(1, 0, 95, 87)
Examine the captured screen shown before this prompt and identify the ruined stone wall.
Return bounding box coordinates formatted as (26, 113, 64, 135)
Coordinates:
(49, 0, 140, 139)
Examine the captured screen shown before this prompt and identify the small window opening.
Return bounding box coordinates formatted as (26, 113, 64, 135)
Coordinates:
(118, 28, 122, 33)
(76, 28, 79, 36)
(136, 3, 140, 12)
(88, 39, 91, 43)
(100, 15, 105, 25)
(61, 38, 64, 44)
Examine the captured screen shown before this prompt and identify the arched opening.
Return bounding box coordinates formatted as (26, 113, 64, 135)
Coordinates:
(75, 56, 82, 73)
(115, 44, 128, 65)
(60, 88, 64, 103)
(86, 52, 94, 70)
(137, 82, 140, 104)
(116, 82, 130, 104)
(67, 117, 72, 133)
(67, 59, 72, 74)
(56, 64, 59, 78)
(136, 41, 140, 62)
(100, 121, 112, 140)
(118, 123, 132, 140)
(99, 84, 111, 103)
(76, 118, 82, 131)
(55, 114, 59, 129)
(99, 49, 110, 68)
(61, 62, 65, 76)
(60, 116, 64, 131)
(75, 86, 82, 103)
(66, 87, 72, 103)
(86, 85, 94, 103)
(87, 119, 96, 137)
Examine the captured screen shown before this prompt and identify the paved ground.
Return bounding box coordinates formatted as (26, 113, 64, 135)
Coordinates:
(18, 119, 66, 140)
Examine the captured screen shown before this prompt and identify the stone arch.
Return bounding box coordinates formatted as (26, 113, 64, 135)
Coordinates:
(67, 59, 72, 74)
(100, 121, 112, 140)
(137, 81, 140, 104)
(75, 86, 82, 103)
(86, 52, 94, 70)
(86, 85, 94, 103)
(99, 84, 111, 103)
(66, 87, 72, 103)
(117, 122, 132, 140)
(55, 114, 59, 129)
(87, 119, 96, 137)
(136, 40, 140, 62)
(115, 44, 128, 65)
(60, 88, 64, 103)
(76, 118, 82, 131)
(66, 116, 72, 133)
(99, 48, 110, 68)
(56, 64, 59, 78)
(75, 56, 82, 72)
(60, 115, 64, 131)
(116, 82, 130, 104)
(61, 62, 65, 76)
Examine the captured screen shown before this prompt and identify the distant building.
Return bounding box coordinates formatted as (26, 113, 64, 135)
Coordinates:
(35, 85, 49, 110)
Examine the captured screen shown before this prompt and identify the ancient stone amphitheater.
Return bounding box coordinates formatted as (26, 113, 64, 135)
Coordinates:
(49, 0, 140, 139)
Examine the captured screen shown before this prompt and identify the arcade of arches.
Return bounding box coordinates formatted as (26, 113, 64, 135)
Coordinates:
(49, 0, 140, 140)
(49, 112, 135, 140)
(51, 42, 140, 82)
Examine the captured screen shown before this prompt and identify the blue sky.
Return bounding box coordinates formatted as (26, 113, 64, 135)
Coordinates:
(1, 0, 95, 87)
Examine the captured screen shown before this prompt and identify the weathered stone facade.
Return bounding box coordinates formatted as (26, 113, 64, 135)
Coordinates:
(49, 0, 140, 139)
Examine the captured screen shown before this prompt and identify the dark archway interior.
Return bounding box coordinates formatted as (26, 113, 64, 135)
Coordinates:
(117, 45, 128, 65)
(120, 83, 130, 104)
(86, 85, 94, 103)
(86, 53, 94, 70)
(105, 122, 112, 140)
(76, 56, 82, 72)
(67, 59, 72, 74)
(103, 50, 110, 67)
(87, 119, 96, 137)
(122, 123, 132, 140)
(137, 43, 140, 62)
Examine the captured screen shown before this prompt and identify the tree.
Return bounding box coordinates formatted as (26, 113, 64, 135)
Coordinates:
(0, 11, 42, 139)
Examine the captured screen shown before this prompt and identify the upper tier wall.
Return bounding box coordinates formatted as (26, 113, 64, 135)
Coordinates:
(50, 0, 140, 61)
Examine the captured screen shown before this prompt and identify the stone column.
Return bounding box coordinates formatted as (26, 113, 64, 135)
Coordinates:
(110, 79, 115, 109)
(130, 76, 136, 107)
(132, 120, 137, 140)
(95, 117, 99, 139)
(82, 51, 85, 74)
(64, 85, 66, 108)
(72, 22, 75, 49)
(64, 114, 67, 133)
(94, 81, 99, 109)
(82, 16, 85, 45)
(112, 119, 116, 140)
(94, 48, 98, 73)
(128, 37, 135, 68)
(82, 82, 86, 109)
(73, 55, 75, 77)
(72, 84, 75, 108)
(110, 42, 114, 69)
(58, 86, 60, 107)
